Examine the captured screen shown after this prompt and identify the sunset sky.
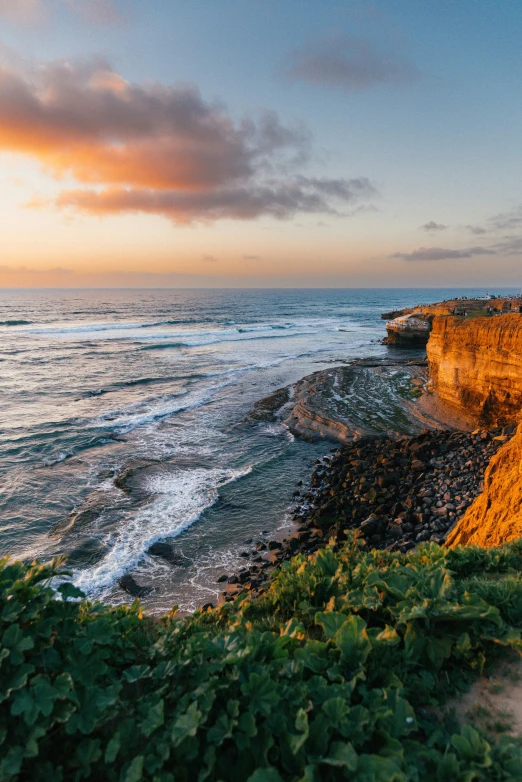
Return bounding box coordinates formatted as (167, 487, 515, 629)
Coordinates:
(0, 0, 521, 287)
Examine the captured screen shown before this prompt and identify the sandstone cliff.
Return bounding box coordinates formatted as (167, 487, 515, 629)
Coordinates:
(427, 314, 522, 426)
(446, 424, 522, 548)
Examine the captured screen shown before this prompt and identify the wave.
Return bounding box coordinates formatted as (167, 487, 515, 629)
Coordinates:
(73, 465, 252, 595)
(42, 451, 73, 467)
(29, 318, 230, 335)
(140, 318, 210, 327)
(27, 317, 348, 339)
(138, 330, 319, 351)
(82, 376, 178, 398)
(0, 320, 32, 326)
(139, 342, 187, 351)
(94, 381, 225, 434)
(263, 422, 295, 442)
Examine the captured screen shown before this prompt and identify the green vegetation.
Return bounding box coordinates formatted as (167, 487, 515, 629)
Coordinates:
(2, 537, 522, 780)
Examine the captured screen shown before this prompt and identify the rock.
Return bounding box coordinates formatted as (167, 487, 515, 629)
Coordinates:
(268, 541, 282, 550)
(447, 424, 522, 548)
(201, 602, 214, 611)
(52, 491, 124, 536)
(118, 575, 152, 598)
(360, 515, 379, 534)
(244, 386, 291, 423)
(385, 312, 431, 346)
(147, 542, 187, 567)
(217, 574, 228, 583)
(114, 458, 161, 498)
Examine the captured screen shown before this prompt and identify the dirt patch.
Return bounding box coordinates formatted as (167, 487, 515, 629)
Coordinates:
(446, 653, 522, 739)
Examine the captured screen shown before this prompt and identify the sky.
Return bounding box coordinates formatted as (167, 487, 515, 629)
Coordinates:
(0, 0, 521, 288)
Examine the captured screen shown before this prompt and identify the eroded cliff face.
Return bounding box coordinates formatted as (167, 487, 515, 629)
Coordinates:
(427, 314, 522, 426)
(446, 424, 522, 548)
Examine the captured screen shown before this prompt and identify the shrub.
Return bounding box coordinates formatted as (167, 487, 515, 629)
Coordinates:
(2, 538, 522, 780)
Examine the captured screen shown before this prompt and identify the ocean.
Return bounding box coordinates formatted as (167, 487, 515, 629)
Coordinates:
(0, 287, 514, 612)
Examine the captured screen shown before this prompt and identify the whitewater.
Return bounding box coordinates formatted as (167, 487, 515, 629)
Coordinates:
(0, 287, 505, 612)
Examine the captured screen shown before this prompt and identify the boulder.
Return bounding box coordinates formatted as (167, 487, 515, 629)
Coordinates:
(147, 542, 187, 567)
(118, 575, 153, 598)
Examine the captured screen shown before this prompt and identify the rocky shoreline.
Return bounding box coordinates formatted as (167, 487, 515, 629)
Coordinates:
(113, 302, 522, 607)
(218, 425, 515, 604)
(244, 355, 471, 445)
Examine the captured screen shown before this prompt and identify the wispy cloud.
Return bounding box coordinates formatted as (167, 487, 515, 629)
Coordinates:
(465, 225, 487, 235)
(489, 207, 522, 232)
(463, 206, 522, 237)
(492, 235, 522, 255)
(390, 246, 494, 262)
(0, 264, 72, 274)
(0, 0, 41, 22)
(421, 221, 447, 232)
(282, 34, 419, 90)
(0, 0, 122, 24)
(201, 254, 218, 263)
(1, 56, 377, 223)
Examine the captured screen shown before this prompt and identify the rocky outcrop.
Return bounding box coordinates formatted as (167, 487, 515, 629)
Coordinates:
(282, 361, 428, 443)
(427, 314, 522, 426)
(279, 358, 468, 444)
(385, 313, 432, 346)
(446, 424, 522, 548)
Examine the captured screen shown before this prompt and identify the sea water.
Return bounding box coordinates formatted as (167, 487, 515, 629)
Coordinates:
(0, 287, 514, 612)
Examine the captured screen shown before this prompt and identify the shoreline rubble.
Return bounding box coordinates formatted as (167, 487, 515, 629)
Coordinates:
(218, 425, 515, 605)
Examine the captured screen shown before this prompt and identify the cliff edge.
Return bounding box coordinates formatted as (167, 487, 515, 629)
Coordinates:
(427, 313, 522, 426)
(446, 423, 522, 548)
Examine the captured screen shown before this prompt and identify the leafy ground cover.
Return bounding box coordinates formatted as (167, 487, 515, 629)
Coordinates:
(2, 536, 522, 781)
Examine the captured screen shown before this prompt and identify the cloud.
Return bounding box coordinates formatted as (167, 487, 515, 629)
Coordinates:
(55, 177, 377, 223)
(0, 264, 72, 274)
(282, 34, 419, 90)
(463, 207, 522, 237)
(65, 0, 122, 24)
(390, 246, 494, 262)
(492, 235, 522, 255)
(243, 254, 261, 261)
(421, 221, 447, 232)
(489, 208, 522, 232)
(0, 0, 40, 22)
(0, 56, 378, 223)
(201, 254, 218, 263)
(0, 0, 121, 24)
(465, 225, 487, 235)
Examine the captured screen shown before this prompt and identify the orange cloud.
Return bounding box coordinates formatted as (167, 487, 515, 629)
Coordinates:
(0, 57, 377, 223)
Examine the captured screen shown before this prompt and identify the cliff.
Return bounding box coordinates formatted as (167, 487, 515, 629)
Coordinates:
(383, 296, 522, 348)
(427, 314, 522, 426)
(382, 296, 522, 321)
(446, 424, 522, 548)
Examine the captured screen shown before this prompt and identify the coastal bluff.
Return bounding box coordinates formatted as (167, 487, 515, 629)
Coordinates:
(383, 295, 522, 347)
(427, 313, 522, 426)
(447, 423, 522, 548)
